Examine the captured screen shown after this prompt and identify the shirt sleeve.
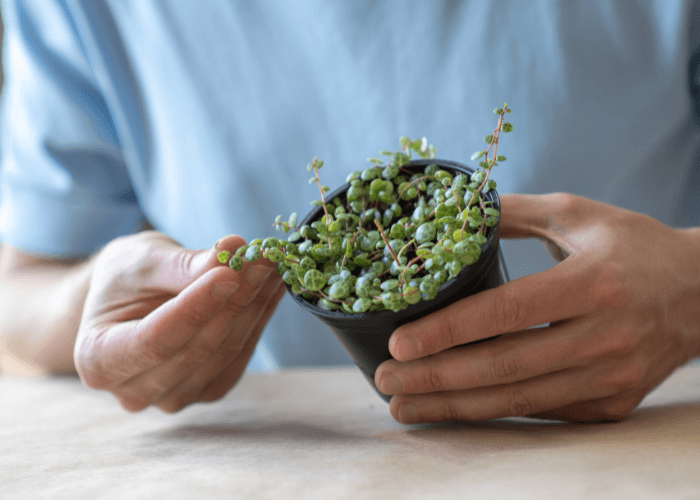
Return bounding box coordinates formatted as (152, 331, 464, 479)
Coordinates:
(0, 0, 144, 257)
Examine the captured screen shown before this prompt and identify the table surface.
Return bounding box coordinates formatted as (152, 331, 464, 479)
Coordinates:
(2, 363, 700, 500)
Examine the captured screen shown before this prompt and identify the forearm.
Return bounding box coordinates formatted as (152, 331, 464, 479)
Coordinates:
(0, 244, 94, 374)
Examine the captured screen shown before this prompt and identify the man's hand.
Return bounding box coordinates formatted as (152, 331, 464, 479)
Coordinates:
(375, 193, 700, 423)
(74, 231, 284, 413)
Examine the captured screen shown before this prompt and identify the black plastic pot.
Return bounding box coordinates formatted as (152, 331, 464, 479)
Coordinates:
(287, 159, 506, 402)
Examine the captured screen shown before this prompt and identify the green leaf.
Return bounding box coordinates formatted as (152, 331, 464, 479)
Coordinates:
(303, 269, 326, 291)
(485, 216, 499, 227)
(300, 256, 316, 271)
(229, 255, 244, 271)
(244, 245, 262, 263)
(380, 279, 400, 292)
(469, 233, 488, 246)
(353, 297, 372, 312)
(318, 298, 340, 311)
(217, 250, 231, 264)
(328, 281, 350, 299)
(471, 150, 486, 161)
(262, 237, 280, 249)
(452, 229, 469, 242)
(415, 222, 436, 244)
(502, 122, 514, 132)
(403, 285, 421, 305)
(353, 256, 372, 268)
(435, 202, 459, 220)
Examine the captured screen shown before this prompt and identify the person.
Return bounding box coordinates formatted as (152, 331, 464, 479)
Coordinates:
(0, 0, 698, 422)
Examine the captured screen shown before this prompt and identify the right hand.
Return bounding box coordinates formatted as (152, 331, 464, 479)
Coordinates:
(74, 231, 284, 412)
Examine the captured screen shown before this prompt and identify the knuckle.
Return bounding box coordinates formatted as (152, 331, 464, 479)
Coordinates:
(140, 336, 175, 365)
(596, 399, 636, 421)
(590, 264, 628, 310)
(77, 366, 111, 390)
(617, 365, 644, 391)
(603, 325, 639, 357)
(199, 379, 240, 402)
(487, 349, 523, 384)
(548, 192, 580, 219)
(216, 339, 245, 359)
(423, 365, 447, 392)
(428, 318, 461, 353)
(443, 398, 463, 422)
(613, 327, 639, 356)
(173, 248, 199, 281)
(118, 394, 151, 413)
(223, 299, 248, 317)
(505, 388, 535, 417)
(179, 306, 215, 330)
(158, 398, 190, 414)
(75, 353, 117, 391)
(491, 289, 529, 333)
(179, 342, 216, 366)
(598, 363, 644, 393)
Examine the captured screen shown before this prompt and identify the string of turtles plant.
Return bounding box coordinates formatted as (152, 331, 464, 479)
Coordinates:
(216, 104, 513, 313)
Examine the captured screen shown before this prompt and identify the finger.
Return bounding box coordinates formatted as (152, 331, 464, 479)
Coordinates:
(154, 276, 286, 412)
(388, 359, 636, 424)
(388, 254, 598, 361)
(377, 319, 609, 395)
(530, 392, 644, 422)
(112, 260, 279, 411)
(197, 279, 286, 402)
(79, 263, 240, 393)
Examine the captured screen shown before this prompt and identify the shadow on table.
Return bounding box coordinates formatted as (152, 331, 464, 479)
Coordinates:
(132, 418, 393, 474)
(375, 401, 700, 462)
(132, 400, 700, 471)
(144, 420, 362, 444)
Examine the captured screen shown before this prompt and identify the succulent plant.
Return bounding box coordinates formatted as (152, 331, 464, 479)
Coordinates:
(217, 104, 513, 313)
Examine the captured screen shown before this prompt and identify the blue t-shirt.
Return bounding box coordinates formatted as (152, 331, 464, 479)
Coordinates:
(1, 0, 699, 369)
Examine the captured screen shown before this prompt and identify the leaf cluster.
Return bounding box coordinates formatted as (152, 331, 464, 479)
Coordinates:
(217, 105, 513, 313)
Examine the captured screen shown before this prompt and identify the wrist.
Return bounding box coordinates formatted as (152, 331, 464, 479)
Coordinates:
(0, 246, 95, 374)
(676, 227, 700, 359)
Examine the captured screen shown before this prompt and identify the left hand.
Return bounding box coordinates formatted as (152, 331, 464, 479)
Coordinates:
(375, 193, 700, 423)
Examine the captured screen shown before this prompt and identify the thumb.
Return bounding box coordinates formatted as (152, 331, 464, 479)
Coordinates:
(143, 232, 247, 295)
(498, 193, 580, 260)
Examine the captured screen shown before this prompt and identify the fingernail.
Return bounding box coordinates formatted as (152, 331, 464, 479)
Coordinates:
(397, 403, 419, 424)
(379, 372, 403, 395)
(391, 335, 420, 360)
(246, 265, 272, 287)
(212, 281, 240, 301)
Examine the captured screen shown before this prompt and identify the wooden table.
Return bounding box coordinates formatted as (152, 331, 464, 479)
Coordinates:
(2, 363, 700, 499)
